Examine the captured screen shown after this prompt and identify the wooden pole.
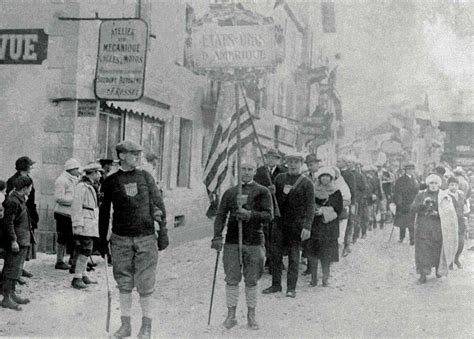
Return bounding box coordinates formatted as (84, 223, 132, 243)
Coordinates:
(239, 83, 281, 218)
(235, 83, 243, 266)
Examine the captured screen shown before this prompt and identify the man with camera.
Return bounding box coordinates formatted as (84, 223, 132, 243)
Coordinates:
(99, 140, 168, 339)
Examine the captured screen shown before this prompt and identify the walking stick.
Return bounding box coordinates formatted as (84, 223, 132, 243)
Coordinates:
(388, 224, 395, 242)
(104, 256, 112, 333)
(207, 249, 221, 326)
(235, 83, 243, 266)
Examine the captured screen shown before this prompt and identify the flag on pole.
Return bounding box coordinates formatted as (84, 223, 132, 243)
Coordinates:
(203, 91, 256, 218)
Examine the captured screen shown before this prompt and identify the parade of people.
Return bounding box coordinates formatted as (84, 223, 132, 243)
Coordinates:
(0, 0, 473, 337)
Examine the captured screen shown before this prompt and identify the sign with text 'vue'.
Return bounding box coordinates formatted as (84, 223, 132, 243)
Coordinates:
(95, 19, 148, 101)
(0, 29, 48, 64)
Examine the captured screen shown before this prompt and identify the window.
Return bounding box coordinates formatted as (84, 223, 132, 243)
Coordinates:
(177, 118, 193, 187)
(98, 110, 123, 160)
(142, 117, 165, 181)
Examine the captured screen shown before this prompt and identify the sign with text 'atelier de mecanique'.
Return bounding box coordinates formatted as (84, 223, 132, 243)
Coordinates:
(95, 19, 148, 101)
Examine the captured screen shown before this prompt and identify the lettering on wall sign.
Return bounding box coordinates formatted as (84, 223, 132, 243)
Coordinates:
(95, 19, 148, 101)
(0, 29, 48, 64)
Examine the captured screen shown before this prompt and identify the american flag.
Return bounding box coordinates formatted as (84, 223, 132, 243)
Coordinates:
(203, 93, 256, 218)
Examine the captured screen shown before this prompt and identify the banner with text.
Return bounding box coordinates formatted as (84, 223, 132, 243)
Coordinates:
(191, 24, 277, 69)
(0, 29, 48, 64)
(95, 19, 148, 101)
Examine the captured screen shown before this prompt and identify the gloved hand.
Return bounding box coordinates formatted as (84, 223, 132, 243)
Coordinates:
(157, 227, 169, 251)
(235, 208, 251, 222)
(211, 237, 223, 251)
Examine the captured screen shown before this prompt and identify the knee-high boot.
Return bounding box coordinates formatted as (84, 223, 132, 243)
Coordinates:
(322, 260, 330, 287)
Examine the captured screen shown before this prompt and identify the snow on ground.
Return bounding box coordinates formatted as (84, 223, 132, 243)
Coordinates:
(1, 224, 474, 338)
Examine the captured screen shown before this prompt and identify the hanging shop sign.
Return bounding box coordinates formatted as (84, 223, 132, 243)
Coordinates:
(95, 19, 148, 101)
(191, 24, 277, 70)
(0, 29, 48, 64)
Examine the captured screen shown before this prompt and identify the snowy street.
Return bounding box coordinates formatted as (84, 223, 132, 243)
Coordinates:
(1, 224, 473, 338)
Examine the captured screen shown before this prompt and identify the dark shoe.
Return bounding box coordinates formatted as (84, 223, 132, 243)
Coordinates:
(1, 280, 21, 311)
(435, 271, 442, 278)
(247, 308, 259, 330)
(223, 307, 237, 330)
(309, 280, 318, 287)
(398, 239, 404, 243)
(322, 280, 329, 287)
(82, 276, 98, 284)
(55, 262, 70, 270)
(114, 316, 132, 338)
(69, 265, 76, 274)
(455, 260, 463, 269)
(410, 240, 415, 246)
(12, 292, 30, 305)
(17, 277, 26, 285)
(262, 285, 282, 294)
(137, 316, 152, 339)
(86, 262, 95, 272)
(418, 274, 427, 284)
(286, 290, 296, 298)
(449, 263, 454, 270)
(302, 268, 311, 276)
(12, 281, 30, 304)
(71, 278, 88, 289)
(21, 269, 33, 278)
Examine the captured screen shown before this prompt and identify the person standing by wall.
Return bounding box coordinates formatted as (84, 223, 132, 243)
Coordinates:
(70, 163, 102, 289)
(211, 161, 272, 330)
(99, 140, 168, 339)
(262, 152, 314, 298)
(1, 176, 35, 310)
(6, 156, 39, 280)
(54, 158, 81, 270)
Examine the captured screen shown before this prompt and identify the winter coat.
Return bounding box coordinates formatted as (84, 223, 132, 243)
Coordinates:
(6, 172, 39, 229)
(2, 191, 35, 247)
(274, 173, 315, 243)
(306, 189, 343, 261)
(71, 177, 99, 238)
(54, 171, 78, 217)
(411, 189, 458, 276)
(340, 169, 356, 205)
(393, 174, 419, 217)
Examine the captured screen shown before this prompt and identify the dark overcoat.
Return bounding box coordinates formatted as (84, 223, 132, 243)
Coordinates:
(393, 174, 419, 228)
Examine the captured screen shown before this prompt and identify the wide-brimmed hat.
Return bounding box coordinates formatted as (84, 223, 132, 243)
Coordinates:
(305, 154, 321, 164)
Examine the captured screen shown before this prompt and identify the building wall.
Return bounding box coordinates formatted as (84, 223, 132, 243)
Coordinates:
(0, 1, 212, 251)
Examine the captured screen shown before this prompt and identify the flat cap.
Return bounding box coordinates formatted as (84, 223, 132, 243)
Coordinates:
(265, 148, 282, 158)
(99, 159, 114, 166)
(83, 162, 102, 173)
(116, 140, 143, 153)
(64, 158, 81, 171)
(285, 151, 305, 161)
(305, 154, 321, 164)
(404, 162, 415, 169)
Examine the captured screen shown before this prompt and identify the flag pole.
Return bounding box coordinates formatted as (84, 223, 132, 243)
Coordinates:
(239, 83, 281, 218)
(235, 82, 243, 267)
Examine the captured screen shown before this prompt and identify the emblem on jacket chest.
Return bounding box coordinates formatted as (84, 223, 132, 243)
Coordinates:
(124, 182, 138, 197)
